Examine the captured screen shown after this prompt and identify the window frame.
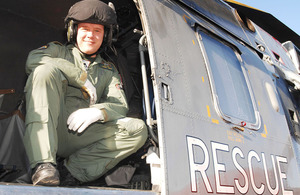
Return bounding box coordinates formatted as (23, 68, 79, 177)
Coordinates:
(196, 28, 261, 130)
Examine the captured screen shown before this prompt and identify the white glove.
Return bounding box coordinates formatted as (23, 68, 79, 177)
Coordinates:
(67, 108, 104, 133)
(82, 79, 97, 105)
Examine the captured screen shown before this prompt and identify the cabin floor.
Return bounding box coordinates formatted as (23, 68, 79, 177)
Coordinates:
(0, 182, 156, 195)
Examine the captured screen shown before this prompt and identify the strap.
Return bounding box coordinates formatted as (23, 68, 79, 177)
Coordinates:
(0, 89, 15, 95)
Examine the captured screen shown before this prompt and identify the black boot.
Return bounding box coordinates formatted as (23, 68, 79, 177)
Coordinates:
(59, 165, 81, 186)
(32, 163, 60, 186)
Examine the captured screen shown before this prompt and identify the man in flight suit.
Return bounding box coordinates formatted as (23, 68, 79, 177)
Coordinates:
(23, 0, 148, 186)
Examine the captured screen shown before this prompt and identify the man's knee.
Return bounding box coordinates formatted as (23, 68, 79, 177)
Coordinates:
(132, 118, 148, 145)
(133, 119, 148, 151)
(32, 65, 62, 83)
(117, 117, 148, 147)
(119, 118, 147, 134)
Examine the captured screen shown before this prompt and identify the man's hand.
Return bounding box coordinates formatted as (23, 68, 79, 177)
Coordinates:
(82, 79, 97, 105)
(67, 108, 104, 133)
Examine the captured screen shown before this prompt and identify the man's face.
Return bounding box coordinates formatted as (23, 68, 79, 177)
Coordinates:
(77, 23, 104, 55)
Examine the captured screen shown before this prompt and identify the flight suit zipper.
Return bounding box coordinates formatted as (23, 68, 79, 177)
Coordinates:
(82, 60, 90, 71)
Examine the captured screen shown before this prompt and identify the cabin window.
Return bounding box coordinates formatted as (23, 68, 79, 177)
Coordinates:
(197, 30, 260, 129)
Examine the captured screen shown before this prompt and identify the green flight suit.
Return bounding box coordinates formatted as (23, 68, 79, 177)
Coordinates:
(23, 42, 148, 182)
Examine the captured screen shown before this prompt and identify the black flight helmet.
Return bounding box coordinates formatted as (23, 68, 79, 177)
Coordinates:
(65, 0, 117, 49)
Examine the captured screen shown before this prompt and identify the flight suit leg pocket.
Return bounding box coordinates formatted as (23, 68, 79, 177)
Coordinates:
(25, 106, 49, 126)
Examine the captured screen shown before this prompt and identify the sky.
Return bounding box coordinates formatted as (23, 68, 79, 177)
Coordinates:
(233, 0, 300, 35)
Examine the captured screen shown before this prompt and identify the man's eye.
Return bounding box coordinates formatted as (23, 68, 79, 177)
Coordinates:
(80, 27, 88, 31)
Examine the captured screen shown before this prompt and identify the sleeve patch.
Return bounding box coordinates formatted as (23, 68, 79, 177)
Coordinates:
(100, 61, 115, 71)
(38, 45, 48, 50)
(37, 41, 62, 50)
